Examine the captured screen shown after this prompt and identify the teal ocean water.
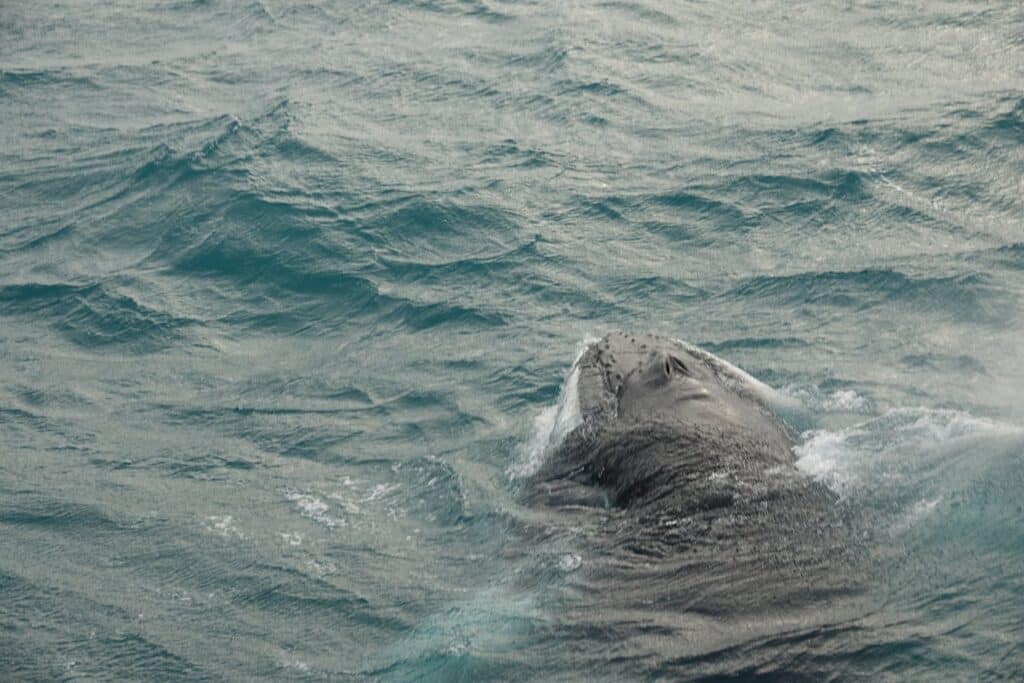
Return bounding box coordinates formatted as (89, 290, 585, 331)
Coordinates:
(2, 1, 1023, 680)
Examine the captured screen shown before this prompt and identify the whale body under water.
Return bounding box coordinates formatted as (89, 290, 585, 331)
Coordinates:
(526, 332, 868, 653)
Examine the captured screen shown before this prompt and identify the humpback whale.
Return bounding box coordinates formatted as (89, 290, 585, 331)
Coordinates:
(529, 331, 862, 619)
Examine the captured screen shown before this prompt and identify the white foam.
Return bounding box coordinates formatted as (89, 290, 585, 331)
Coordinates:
(508, 338, 594, 479)
(893, 408, 1022, 441)
(794, 428, 859, 492)
(327, 491, 362, 514)
(782, 386, 872, 413)
(282, 660, 310, 673)
(203, 515, 244, 539)
(557, 553, 582, 572)
(794, 407, 1023, 495)
(286, 492, 337, 528)
(305, 558, 337, 577)
(824, 389, 870, 412)
(279, 531, 303, 546)
(364, 482, 401, 502)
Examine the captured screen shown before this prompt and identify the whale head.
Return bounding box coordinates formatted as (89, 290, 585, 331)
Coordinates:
(572, 331, 795, 457)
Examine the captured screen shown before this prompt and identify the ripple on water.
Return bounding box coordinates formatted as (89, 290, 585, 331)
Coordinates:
(3, 0, 1023, 679)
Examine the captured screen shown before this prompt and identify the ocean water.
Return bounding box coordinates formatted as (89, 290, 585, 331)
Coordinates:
(1, 0, 1022, 680)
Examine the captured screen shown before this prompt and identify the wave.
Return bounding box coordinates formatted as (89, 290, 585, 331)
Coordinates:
(0, 497, 124, 532)
(728, 268, 1005, 321)
(0, 67, 103, 93)
(0, 281, 193, 350)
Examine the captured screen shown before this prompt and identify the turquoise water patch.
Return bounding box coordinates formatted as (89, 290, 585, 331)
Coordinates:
(1, 0, 1022, 679)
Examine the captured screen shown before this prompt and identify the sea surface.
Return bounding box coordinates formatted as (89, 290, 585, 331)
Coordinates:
(2, 1, 1023, 680)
